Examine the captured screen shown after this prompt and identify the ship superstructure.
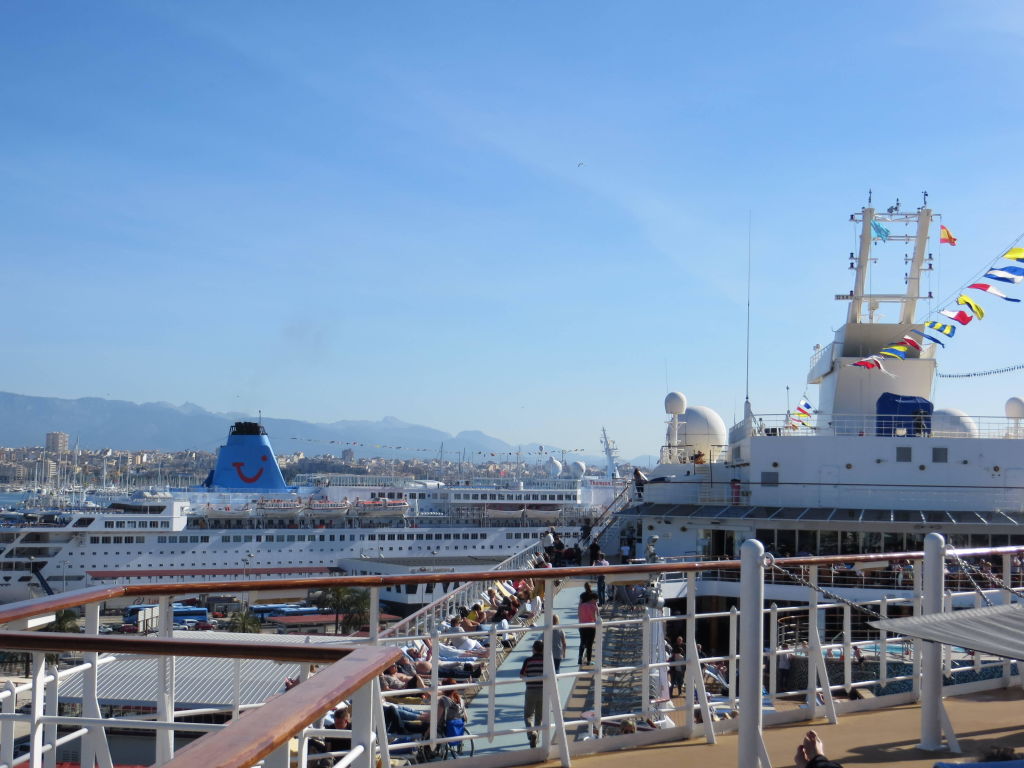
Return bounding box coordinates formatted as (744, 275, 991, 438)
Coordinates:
(622, 203, 1024, 563)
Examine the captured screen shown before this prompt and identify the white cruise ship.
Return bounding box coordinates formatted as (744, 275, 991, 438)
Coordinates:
(621, 202, 1024, 565)
(0, 422, 623, 604)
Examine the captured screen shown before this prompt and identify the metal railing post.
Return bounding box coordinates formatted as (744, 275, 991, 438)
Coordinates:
(43, 662, 58, 768)
(369, 587, 380, 643)
(2, 680, 16, 768)
(350, 677, 377, 768)
(918, 531, 945, 750)
(739, 538, 766, 768)
(29, 651, 45, 768)
(155, 595, 174, 764)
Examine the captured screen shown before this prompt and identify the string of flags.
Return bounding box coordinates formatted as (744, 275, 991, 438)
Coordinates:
(788, 397, 814, 429)
(285, 436, 586, 458)
(853, 224, 1024, 376)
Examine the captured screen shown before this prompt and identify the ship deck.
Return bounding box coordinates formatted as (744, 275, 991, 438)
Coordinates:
(544, 687, 1024, 768)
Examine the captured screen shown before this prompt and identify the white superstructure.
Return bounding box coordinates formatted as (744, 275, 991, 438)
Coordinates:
(623, 203, 1024, 562)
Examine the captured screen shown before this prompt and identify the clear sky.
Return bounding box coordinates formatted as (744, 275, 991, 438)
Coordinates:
(4, 2, 1024, 460)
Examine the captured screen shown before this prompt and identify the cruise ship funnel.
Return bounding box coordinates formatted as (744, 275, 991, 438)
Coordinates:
(203, 421, 290, 491)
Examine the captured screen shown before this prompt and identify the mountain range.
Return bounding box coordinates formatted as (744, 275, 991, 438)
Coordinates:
(0, 392, 613, 464)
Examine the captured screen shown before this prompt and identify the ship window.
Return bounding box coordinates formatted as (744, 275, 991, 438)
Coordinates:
(932, 447, 948, 463)
(101, 537, 111, 544)
(760, 472, 779, 487)
(157, 536, 166, 543)
(105, 522, 114, 529)
(472, 494, 480, 500)
(896, 447, 912, 462)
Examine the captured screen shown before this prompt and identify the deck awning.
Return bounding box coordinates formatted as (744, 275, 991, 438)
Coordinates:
(870, 603, 1024, 659)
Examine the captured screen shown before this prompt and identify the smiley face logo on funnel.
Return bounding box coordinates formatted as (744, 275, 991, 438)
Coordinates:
(232, 455, 268, 484)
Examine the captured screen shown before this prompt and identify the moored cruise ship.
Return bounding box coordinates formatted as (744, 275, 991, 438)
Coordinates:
(0, 422, 625, 604)
(621, 202, 1024, 567)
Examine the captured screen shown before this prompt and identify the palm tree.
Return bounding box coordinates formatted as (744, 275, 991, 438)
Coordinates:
(226, 609, 263, 634)
(312, 587, 371, 635)
(45, 609, 81, 664)
(47, 609, 81, 633)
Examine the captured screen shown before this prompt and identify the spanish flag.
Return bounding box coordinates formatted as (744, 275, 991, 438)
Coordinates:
(939, 225, 957, 245)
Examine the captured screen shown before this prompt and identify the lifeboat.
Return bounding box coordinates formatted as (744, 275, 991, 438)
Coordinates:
(351, 499, 410, 518)
(303, 498, 351, 516)
(256, 497, 303, 514)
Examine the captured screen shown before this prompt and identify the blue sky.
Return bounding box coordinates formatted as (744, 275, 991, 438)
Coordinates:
(4, 2, 1024, 460)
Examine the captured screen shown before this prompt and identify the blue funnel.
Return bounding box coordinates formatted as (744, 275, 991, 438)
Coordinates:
(205, 422, 289, 491)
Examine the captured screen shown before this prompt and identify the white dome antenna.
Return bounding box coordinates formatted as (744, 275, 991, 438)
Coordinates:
(1005, 397, 1024, 419)
(664, 392, 687, 415)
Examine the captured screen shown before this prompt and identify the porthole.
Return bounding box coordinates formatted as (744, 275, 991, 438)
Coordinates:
(919, 465, 926, 471)
(845, 463, 853, 469)
(772, 461, 779, 468)
(994, 466, 1001, 472)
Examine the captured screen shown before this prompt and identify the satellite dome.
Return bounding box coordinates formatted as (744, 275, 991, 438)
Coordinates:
(1006, 397, 1024, 419)
(547, 458, 563, 477)
(664, 392, 687, 415)
(676, 406, 728, 461)
(931, 408, 979, 438)
(568, 460, 586, 478)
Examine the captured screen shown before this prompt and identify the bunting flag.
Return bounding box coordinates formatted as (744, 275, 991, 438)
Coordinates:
(850, 355, 895, 376)
(985, 266, 1024, 284)
(969, 283, 1021, 302)
(940, 309, 974, 325)
(956, 294, 985, 319)
(797, 397, 813, 414)
(909, 328, 946, 347)
(901, 335, 922, 351)
(1003, 248, 1024, 261)
(880, 346, 908, 359)
(940, 225, 957, 245)
(871, 221, 891, 241)
(924, 320, 957, 338)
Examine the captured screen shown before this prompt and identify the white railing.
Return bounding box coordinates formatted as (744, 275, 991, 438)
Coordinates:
(2, 540, 1023, 768)
(749, 412, 1024, 439)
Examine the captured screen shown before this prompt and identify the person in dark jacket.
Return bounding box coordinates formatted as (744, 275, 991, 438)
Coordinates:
(794, 730, 843, 768)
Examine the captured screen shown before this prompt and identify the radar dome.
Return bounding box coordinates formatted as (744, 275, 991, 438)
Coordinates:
(547, 458, 563, 477)
(1006, 397, 1024, 419)
(664, 392, 688, 415)
(676, 406, 728, 461)
(931, 408, 979, 439)
(568, 460, 586, 478)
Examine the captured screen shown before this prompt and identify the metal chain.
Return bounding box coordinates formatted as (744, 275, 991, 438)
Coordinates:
(948, 551, 1024, 602)
(945, 548, 994, 607)
(768, 562, 882, 619)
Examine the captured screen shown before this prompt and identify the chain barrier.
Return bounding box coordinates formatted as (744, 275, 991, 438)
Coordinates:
(945, 548, 994, 607)
(948, 551, 1024, 602)
(767, 561, 882, 620)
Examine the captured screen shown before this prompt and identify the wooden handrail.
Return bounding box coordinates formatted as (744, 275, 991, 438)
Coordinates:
(0, 631, 374, 663)
(162, 646, 401, 768)
(5, 545, 1024, 625)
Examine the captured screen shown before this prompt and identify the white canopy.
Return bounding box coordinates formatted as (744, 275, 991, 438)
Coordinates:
(871, 603, 1024, 659)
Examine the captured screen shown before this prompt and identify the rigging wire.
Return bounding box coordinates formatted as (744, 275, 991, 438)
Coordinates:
(936, 362, 1024, 378)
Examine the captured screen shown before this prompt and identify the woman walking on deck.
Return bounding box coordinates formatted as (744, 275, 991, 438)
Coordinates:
(577, 592, 599, 666)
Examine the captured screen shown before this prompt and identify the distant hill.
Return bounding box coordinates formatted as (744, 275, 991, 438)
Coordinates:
(0, 392, 608, 463)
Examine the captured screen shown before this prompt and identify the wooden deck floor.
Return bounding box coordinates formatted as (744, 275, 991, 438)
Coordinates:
(541, 688, 1024, 768)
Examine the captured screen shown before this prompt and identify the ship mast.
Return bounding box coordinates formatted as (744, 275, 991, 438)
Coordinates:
(847, 205, 932, 325)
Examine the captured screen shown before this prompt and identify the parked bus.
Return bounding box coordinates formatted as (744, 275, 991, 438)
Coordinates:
(249, 604, 295, 622)
(123, 604, 210, 625)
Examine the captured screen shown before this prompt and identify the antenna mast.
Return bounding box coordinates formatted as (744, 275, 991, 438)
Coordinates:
(744, 211, 752, 403)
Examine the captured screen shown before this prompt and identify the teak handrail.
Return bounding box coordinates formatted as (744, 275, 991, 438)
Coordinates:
(0, 631, 372, 663)
(161, 646, 401, 768)
(5, 546, 1024, 626)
